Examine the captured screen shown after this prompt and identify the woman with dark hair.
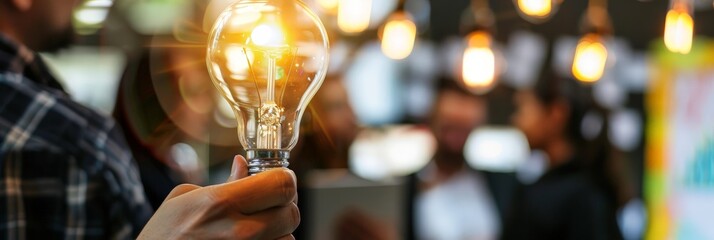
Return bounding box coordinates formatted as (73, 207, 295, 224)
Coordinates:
(502, 65, 622, 240)
(113, 37, 220, 209)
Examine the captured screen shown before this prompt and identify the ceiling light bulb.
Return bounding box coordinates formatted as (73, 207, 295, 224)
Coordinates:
(514, 0, 558, 23)
(572, 34, 608, 83)
(380, 12, 417, 60)
(337, 0, 372, 34)
(664, 2, 694, 54)
(461, 31, 498, 94)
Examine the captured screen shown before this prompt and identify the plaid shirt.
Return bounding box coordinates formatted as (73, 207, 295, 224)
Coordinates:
(0, 34, 152, 239)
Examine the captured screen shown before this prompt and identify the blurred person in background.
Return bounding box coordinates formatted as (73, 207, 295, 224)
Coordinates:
(113, 40, 215, 209)
(290, 75, 363, 239)
(110, 0, 253, 206)
(503, 61, 622, 240)
(0, 0, 300, 238)
(406, 77, 519, 239)
(291, 75, 360, 175)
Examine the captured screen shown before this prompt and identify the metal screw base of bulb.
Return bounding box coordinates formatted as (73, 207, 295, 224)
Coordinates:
(246, 149, 290, 175)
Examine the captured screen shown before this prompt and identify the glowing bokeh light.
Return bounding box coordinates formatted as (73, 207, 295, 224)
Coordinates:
(251, 23, 286, 47)
(337, 0, 372, 34)
(664, 3, 693, 54)
(316, 0, 339, 14)
(462, 31, 497, 93)
(517, 0, 552, 18)
(572, 34, 608, 83)
(380, 12, 417, 60)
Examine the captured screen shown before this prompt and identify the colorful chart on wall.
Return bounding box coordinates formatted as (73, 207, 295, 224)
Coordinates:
(646, 38, 714, 240)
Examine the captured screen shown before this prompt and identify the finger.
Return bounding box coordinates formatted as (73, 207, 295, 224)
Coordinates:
(165, 184, 200, 201)
(233, 203, 300, 240)
(226, 155, 249, 182)
(213, 168, 297, 214)
(235, 155, 249, 179)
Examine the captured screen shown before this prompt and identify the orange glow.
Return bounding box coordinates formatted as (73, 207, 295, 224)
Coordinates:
(251, 23, 285, 48)
(462, 31, 496, 92)
(225, 46, 254, 79)
(337, 0, 371, 34)
(664, 3, 693, 54)
(517, 0, 552, 18)
(572, 34, 608, 83)
(381, 12, 417, 60)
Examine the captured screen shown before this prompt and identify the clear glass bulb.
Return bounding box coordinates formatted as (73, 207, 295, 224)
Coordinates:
(207, 0, 329, 175)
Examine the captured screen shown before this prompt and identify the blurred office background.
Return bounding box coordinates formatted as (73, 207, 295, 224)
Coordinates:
(38, 0, 714, 239)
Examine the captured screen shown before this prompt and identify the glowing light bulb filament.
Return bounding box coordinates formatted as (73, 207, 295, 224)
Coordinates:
(258, 102, 283, 149)
(251, 22, 288, 148)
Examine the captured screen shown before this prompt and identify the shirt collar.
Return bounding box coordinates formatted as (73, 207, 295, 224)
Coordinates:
(0, 33, 65, 91)
(417, 160, 475, 183)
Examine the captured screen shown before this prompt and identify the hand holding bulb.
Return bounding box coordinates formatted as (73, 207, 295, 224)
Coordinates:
(139, 156, 300, 239)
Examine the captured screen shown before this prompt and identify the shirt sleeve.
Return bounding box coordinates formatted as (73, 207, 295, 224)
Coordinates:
(95, 120, 154, 239)
(0, 74, 153, 239)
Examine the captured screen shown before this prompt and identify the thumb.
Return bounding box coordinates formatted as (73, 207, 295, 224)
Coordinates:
(164, 184, 200, 201)
(226, 155, 249, 182)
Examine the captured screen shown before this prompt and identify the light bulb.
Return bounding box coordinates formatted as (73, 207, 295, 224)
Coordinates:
(572, 34, 608, 83)
(664, 2, 693, 54)
(337, 0, 371, 34)
(225, 46, 254, 79)
(380, 12, 417, 60)
(514, 0, 557, 23)
(461, 31, 497, 94)
(207, 0, 329, 175)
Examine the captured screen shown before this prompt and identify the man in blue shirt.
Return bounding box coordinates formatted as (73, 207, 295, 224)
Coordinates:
(0, 0, 300, 239)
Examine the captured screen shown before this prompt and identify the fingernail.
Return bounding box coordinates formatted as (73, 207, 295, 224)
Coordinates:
(230, 156, 239, 178)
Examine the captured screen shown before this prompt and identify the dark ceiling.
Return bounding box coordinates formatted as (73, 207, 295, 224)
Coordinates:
(429, 0, 714, 50)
